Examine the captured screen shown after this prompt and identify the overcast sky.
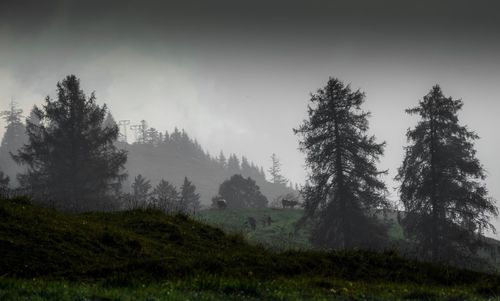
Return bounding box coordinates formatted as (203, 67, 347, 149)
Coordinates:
(1, 0, 500, 232)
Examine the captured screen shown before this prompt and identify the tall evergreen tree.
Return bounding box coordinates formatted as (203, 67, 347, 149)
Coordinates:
(151, 179, 178, 212)
(0, 170, 9, 191)
(0, 101, 27, 185)
(294, 77, 388, 250)
(179, 177, 200, 213)
(14, 75, 127, 211)
(218, 151, 227, 168)
(227, 154, 240, 175)
(268, 153, 287, 185)
(132, 174, 151, 200)
(396, 85, 497, 264)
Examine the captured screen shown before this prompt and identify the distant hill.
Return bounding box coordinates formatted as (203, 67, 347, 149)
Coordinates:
(120, 127, 297, 206)
(0, 120, 297, 205)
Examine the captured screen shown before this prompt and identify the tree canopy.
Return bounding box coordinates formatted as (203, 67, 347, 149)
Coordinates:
(218, 174, 268, 209)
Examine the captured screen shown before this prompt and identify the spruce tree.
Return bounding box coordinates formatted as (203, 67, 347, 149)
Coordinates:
(268, 153, 287, 185)
(227, 154, 240, 176)
(14, 75, 127, 211)
(0, 170, 9, 191)
(294, 77, 388, 250)
(0, 101, 27, 185)
(396, 85, 497, 264)
(132, 174, 151, 202)
(151, 179, 178, 212)
(179, 177, 200, 214)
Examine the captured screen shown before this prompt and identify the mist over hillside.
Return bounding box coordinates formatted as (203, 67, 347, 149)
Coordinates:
(0, 110, 297, 206)
(117, 126, 297, 205)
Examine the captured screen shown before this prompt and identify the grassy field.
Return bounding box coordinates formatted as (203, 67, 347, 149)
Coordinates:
(1, 197, 500, 300)
(199, 208, 407, 250)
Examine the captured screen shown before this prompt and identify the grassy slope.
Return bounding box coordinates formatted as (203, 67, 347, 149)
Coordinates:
(1, 198, 500, 300)
(199, 208, 407, 250)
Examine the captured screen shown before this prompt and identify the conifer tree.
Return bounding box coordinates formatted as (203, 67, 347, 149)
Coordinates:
(227, 154, 240, 175)
(0, 170, 9, 191)
(151, 179, 178, 212)
(397, 85, 498, 264)
(0, 101, 27, 185)
(132, 174, 151, 201)
(179, 177, 200, 213)
(14, 75, 127, 211)
(218, 151, 227, 168)
(294, 77, 388, 250)
(268, 153, 287, 185)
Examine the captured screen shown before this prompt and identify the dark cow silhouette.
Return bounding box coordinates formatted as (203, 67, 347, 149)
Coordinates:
(261, 215, 273, 227)
(282, 198, 299, 209)
(216, 199, 227, 210)
(246, 216, 257, 230)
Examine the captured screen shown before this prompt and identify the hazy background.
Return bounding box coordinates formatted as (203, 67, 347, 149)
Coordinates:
(1, 0, 499, 233)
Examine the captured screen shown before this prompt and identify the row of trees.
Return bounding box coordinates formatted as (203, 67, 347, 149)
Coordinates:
(0, 75, 294, 211)
(128, 175, 200, 214)
(296, 77, 497, 266)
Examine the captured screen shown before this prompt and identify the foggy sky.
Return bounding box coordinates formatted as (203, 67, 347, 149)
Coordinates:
(1, 0, 500, 233)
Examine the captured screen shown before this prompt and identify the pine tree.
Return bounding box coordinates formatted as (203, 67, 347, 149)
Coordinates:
(103, 112, 117, 129)
(268, 153, 287, 185)
(218, 151, 227, 168)
(396, 85, 498, 264)
(227, 154, 240, 176)
(14, 75, 127, 211)
(179, 177, 200, 214)
(0, 101, 27, 185)
(151, 179, 178, 212)
(294, 77, 389, 250)
(0, 170, 9, 191)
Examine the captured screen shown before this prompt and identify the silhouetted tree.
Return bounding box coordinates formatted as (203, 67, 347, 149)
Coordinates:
(397, 85, 498, 264)
(0, 101, 27, 185)
(294, 77, 389, 250)
(227, 154, 240, 175)
(151, 179, 178, 212)
(103, 112, 117, 129)
(219, 174, 268, 208)
(179, 177, 200, 213)
(268, 153, 287, 185)
(14, 75, 127, 211)
(218, 151, 227, 168)
(133, 174, 151, 198)
(0, 170, 9, 191)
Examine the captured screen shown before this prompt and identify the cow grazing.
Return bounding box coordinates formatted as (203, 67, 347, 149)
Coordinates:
(246, 217, 257, 230)
(282, 199, 299, 209)
(216, 199, 227, 210)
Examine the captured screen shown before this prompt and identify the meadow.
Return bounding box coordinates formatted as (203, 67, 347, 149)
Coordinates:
(1, 197, 500, 300)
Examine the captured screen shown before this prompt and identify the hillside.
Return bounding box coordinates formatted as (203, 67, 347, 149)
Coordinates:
(200, 207, 500, 271)
(1, 197, 500, 300)
(0, 119, 297, 205)
(121, 131, 296, 206)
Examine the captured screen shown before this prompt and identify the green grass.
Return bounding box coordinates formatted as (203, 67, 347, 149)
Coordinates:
(199, 208, 311, 250)
(1, 197, 500, 300)
(198, 208, 408, 250)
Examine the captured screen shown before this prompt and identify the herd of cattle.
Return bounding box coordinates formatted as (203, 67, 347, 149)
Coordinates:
(215, 198, 300, 210)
